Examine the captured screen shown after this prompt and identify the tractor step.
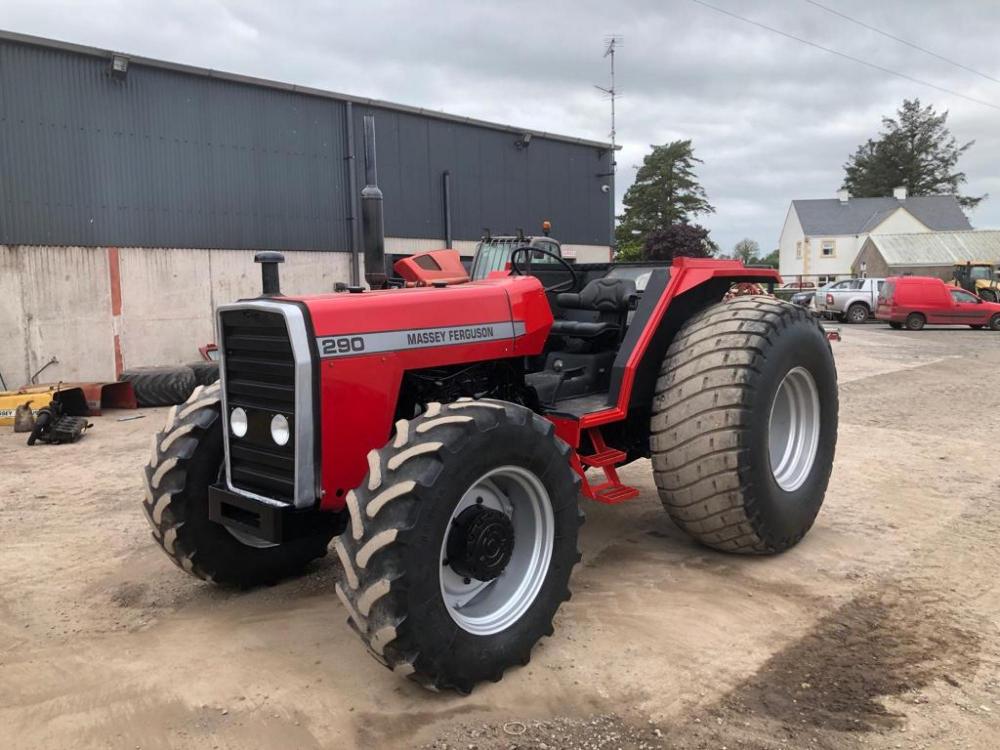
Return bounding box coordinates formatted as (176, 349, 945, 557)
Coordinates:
(593, 482, 641, 504)
(580, 447, 627, 468)
(573, 426, 641, 505)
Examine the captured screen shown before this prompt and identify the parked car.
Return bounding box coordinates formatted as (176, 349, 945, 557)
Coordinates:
(814, 277, 886, 324)
(790, 290, 815, 307)
(780, 281, 816, 290)
(876, 276, 1000, 331)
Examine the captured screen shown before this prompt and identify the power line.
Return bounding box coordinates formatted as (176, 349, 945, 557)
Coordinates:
(803, 0, 1000, 85)
(687, 0, 1000, 111)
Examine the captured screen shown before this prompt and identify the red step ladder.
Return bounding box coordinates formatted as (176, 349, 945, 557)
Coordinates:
(576, 427, 640, 504)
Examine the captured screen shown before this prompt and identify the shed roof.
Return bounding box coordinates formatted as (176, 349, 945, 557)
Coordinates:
(792, 195, 972, 235)
(0, 29, 615, 151)
(863, 231, 1000, 266)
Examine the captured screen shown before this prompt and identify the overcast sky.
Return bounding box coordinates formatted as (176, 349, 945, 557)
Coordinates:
(4, 0, 998, 253)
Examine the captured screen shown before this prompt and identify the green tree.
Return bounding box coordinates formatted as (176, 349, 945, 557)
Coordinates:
(759, 248, 780, 269)
(616, 140, 715, 255)
(643, 224, 716, 263)
(732, 238, 760, 264)
(843, 99, 984, 209)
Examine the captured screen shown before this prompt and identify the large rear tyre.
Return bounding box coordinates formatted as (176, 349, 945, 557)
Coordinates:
(333, 398, 582, 694)
(142, 381, 334, 586)
(650, 297, 838, 554)
(121, 365, 197, 407)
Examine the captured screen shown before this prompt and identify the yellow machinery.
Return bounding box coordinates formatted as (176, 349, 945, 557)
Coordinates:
(0, 387, 56, 427)
(952, 261, 1000, 302)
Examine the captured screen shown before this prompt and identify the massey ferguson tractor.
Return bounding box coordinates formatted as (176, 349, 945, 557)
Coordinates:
(142, 116, 838, 694)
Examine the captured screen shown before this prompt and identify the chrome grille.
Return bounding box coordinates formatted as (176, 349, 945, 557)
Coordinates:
(220, 308, 296, 503)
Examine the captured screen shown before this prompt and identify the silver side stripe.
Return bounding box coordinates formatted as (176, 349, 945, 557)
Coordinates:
(317, 321, 526, 359)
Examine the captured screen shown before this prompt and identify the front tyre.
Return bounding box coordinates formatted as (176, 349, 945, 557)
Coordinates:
(334, 399, 582, 694)
(142, 382, 334, 586)
(650, 297, 838, 554)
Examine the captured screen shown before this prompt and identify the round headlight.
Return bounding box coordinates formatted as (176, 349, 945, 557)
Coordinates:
(270, 414, 290, 446)
(230, 407, 248, 438)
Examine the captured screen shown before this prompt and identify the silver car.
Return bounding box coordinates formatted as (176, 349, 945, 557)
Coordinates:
(813, 277, 886, 323)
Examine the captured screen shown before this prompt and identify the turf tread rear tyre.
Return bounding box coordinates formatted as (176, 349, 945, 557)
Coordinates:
(142, 381, 333, 586)
(650, 297, 837, 554)
(333, 398, 582, 694)
(121, 365, 197, 407)
(186, 360, 220, 386)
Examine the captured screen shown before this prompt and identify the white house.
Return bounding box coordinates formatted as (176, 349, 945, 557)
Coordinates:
(778, 188, 972, 283)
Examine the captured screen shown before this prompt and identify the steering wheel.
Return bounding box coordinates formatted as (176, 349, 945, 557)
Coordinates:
(509, 246, 578, 293)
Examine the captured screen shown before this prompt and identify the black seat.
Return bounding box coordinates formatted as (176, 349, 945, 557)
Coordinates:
(550, 278, 636, 339)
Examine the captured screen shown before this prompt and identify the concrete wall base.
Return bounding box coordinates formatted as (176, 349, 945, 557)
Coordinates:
(1, 246, 354, 387)
(1, 238, 611, 387)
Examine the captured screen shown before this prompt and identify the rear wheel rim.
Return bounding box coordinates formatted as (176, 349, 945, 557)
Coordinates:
(768, 367, 821, 492)
(440, 465, 554, 636)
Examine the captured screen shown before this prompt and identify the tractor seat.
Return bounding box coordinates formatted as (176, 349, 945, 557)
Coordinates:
(550, 278, 636, 339)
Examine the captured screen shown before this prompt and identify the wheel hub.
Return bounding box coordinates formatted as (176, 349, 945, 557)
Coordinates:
(446, 505, 515, 581)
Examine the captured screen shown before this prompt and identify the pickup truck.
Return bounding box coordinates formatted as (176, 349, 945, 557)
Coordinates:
(813, 277, 885, 323)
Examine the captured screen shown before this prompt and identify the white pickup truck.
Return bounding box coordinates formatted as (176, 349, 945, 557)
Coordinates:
(813, 277, 886, 323)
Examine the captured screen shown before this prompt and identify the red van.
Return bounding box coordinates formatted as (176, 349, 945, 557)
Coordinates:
(876, 276, 1000, 331)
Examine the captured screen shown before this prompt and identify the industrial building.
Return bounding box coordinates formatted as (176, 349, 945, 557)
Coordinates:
(0, 30, 615, 387)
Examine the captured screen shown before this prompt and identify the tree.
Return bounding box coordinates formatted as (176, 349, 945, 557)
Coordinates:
(643, 224, 716, 263)
(759, 248, 780, 269)
(616, 140, 715, 255)
(732, 238, 760, 264)
(843, 99, 984, 209)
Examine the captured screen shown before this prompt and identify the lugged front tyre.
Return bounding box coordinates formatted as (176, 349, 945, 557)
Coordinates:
(650, 297, 838, 554)
(142, 381, 334, 586)
(334, 398, 582, 694)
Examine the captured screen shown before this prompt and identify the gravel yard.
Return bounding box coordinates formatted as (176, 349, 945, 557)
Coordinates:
(2, 324, 999, 750)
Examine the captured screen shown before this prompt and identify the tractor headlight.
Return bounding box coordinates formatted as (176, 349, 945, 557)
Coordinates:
(230, 407, 248, 438)
(270, 414, 290, 446)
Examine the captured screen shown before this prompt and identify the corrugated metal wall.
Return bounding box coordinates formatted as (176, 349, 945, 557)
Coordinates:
(0, 37, 613, 251)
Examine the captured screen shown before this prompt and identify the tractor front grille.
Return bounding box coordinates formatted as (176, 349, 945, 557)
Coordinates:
(219, 308, 297, 504)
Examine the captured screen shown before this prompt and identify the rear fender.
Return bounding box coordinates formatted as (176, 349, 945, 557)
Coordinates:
(602, 260, 781, 426)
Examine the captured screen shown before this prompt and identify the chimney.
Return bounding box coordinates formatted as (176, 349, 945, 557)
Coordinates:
(893, 186, 907, 200)
(837, 188, 850, 204)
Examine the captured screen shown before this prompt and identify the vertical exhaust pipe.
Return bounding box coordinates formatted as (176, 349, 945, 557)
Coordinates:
(361, 114, 387, 289)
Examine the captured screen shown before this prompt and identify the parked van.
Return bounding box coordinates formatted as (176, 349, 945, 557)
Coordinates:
(876, 276, 1000, 331)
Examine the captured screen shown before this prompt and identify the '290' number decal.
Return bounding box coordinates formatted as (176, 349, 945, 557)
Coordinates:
(321, 336, 366, 356)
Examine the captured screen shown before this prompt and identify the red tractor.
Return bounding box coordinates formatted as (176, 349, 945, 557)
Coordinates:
(142, 117, 837, 693)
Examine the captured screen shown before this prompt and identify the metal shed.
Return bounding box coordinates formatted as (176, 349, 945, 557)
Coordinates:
(0, 30, 615, 258)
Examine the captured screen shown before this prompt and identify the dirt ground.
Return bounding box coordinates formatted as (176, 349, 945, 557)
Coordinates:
(2, 324, 999, 750)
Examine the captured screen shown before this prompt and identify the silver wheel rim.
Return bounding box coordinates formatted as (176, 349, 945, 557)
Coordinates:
(768, 367, 821, 492)
(440, 465, 554, 636)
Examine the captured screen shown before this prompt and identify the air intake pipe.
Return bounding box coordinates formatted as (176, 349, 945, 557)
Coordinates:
(361, 114, 387, 289)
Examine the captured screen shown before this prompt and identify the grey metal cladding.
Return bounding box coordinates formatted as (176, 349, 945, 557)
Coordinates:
(0, 36, 613, 250)
(353, 106, 613, 246)
(0, 39, 351, 250)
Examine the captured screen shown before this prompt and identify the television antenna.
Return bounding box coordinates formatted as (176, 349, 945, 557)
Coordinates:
(594, 35, 622, 176)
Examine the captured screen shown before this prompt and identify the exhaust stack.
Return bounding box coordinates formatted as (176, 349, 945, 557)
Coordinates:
(361, 114, 387, 289)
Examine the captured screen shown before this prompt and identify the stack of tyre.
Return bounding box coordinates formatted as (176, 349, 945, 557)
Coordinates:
(119, 361, 219, 407)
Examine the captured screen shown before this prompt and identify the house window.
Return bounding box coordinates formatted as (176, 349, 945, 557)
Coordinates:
(821, 240, 836, 257)
(795, 241, 802, 259)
